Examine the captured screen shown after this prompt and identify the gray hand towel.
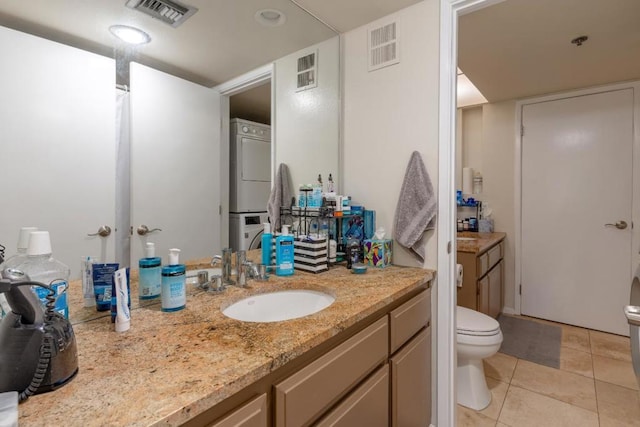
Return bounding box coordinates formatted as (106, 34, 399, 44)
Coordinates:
(394, 151, 437, 261)
(267, 163, 294, 230)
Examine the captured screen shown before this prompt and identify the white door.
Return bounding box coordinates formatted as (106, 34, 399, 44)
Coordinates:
(521, 88, 634, 335)
(130, 63, 221, 265)
(0, 26, 116, 278)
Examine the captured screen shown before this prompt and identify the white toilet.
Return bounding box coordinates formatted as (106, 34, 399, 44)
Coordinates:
(456, 306, 503, 410)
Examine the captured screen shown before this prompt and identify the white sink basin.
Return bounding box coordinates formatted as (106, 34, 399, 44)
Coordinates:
(222, 290, 335, 323)
(456, 237, 477, 241)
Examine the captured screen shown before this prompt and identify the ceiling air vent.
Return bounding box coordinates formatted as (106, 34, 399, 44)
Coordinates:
(125, 0, 198, 28)
(368, 21, 399, 71)
(296, 50, 318, 92)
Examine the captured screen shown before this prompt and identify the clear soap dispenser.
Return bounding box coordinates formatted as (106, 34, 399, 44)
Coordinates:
(161, 248, 186, 312)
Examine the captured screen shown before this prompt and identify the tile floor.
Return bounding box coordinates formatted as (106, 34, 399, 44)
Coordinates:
(457, 315, 640, 426)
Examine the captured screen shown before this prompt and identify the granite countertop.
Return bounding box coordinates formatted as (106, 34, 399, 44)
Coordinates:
(456, 231, 506, 254)
(18, 250, 433, 426)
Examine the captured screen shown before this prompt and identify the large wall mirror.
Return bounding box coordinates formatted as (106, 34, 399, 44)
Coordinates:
(0, 0, 339, 278)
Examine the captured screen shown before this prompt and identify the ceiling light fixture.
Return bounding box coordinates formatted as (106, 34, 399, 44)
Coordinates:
(571, 35, 588, 47)
(109, 25, 151, 45)
(255, 9, 286, 27)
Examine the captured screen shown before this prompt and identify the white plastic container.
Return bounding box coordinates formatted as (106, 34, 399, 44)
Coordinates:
(14, 231, 71, 319)
(0, 226, 38, 270)
(0, 391, 18, 427)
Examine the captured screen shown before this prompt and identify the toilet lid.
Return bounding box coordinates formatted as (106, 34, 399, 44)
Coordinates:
(457, 306, 501, 336)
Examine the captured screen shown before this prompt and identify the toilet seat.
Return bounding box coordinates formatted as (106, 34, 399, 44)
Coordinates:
(456, 306, 501, 336)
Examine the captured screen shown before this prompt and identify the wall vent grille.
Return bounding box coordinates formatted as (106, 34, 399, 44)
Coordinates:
(296, 51, 318, 91)
(125, 0, 198, 28)
(368, 21, 399, 71)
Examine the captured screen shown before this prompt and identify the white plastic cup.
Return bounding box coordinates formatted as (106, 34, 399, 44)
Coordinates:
(0, 391, 18, 427)
(17, 227, 38, 251)
(27, 231, 52, 256)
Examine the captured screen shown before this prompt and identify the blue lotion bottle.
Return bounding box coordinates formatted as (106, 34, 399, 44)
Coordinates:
(261, 223, 273, 271)
(139, 242, 161, 300)
(275, 225, 295, 276)
(161, 248, 186, 312)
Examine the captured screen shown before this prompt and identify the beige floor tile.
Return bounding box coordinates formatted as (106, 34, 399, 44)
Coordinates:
(593, 354, 639, 391)
(511, 359, 597, 412)
(496, 424, 509, 427)
(484, 352, 517, 383)
(590, 330, 632, 362)
(498, 385, 599, 427)
(596, 380, 640, 427)
(478, 378, 508, 421)
(559, 346, 593, 378)
(562, 325, 591, 353)
(457, 405, 497, 427)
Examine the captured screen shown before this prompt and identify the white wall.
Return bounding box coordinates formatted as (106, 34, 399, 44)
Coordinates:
(274, 36, 340, 191)
(482, 101, 516, 312)
(456, 101, 517, 312)
(342, 0, 440, 269)
(461, 107, 483, 174)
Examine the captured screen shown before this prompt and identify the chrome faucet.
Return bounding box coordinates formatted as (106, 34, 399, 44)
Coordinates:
(211, 248, 267, 288)
(237, 250, 264, 287)
(211, 248, 234, 286)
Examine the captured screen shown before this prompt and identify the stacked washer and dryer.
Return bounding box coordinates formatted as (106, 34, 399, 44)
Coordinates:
(229, 118, 271, 252)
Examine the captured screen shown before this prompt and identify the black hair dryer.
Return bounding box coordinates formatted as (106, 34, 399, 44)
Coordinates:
(0, 268, 78, 402)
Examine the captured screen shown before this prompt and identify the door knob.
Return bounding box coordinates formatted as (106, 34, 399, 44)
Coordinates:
(137, 225, 162, 236)
(604, 220, 627, 230)
(88, 225, 112, 237)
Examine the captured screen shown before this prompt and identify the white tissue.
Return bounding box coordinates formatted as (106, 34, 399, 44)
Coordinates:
(374, 227, 386, 240)
(456, 264, 464, 287)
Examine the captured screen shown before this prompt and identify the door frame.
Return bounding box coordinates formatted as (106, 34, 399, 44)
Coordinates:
(439, 1, 507, 425)
(514, 80, 640, 315)
(214, 64, 274, 249)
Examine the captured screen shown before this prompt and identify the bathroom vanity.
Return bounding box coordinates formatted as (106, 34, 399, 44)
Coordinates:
(17, 252, 433, 426)
(456, 232, 506, 318)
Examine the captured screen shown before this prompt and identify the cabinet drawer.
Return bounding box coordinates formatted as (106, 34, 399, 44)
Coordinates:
(478, 252, 489, 277)
(316, 365, 389, 427)
(275, 316, 388, 426)
(478, 242, 502, 277)
(389, 289, 431, 354)
(211, 394, 267, 427)
(488, 259, 503, 318)
(487, 242, 502, 270)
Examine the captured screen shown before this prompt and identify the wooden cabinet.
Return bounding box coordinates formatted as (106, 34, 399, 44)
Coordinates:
(275, 289, 431, 427)
(390, 327, 431, 427)
(316, 365, 389, 427)
(210, 394, 267, 427)
(274, 317, 388, 426)
(458, 240, 504, 318)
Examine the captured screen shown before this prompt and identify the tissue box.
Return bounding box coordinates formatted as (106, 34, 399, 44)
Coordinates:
(363, 239, 393, 268)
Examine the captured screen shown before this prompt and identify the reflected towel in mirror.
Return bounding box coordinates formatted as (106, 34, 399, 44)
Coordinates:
(267, 163, 294, 231)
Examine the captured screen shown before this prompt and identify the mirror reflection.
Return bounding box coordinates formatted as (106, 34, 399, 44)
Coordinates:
(0, 1, 340, 286)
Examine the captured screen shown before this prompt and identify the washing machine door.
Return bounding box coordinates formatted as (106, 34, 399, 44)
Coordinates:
(625, 264, 640, 387)
(248, 229, 263, 250)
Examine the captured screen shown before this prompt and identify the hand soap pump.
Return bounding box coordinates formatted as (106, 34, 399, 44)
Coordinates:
(275, 225, 295, 276)
(261, 223, 273, 271)
(161, 248, 186, 312)
(138, 242, 161, 300)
